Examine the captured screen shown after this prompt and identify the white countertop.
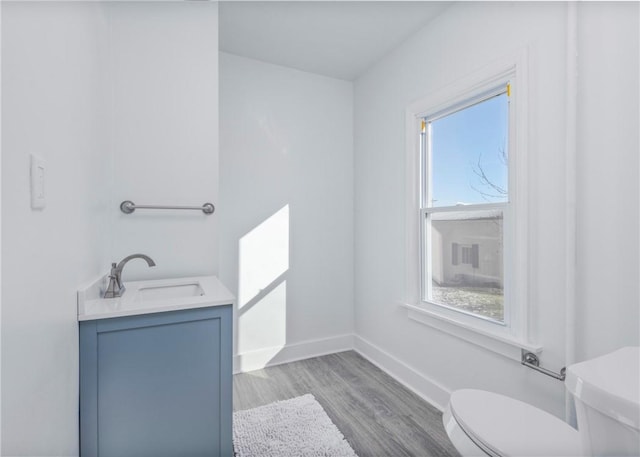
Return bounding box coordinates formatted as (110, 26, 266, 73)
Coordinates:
(77, 275, 235, 321)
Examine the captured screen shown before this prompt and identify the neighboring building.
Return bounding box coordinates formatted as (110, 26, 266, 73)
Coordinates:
(431, 210, 503, 288)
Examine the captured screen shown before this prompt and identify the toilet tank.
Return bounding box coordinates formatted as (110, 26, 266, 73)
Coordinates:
(565, 347, 640, 457)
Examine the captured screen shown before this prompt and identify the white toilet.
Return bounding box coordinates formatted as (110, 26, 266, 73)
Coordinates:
(443, 347, 640, 457)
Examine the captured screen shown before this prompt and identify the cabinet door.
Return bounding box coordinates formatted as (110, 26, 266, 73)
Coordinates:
(80, 306, 232, 457)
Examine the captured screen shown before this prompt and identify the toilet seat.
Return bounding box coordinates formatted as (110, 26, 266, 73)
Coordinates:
(444, 389, 582, 457)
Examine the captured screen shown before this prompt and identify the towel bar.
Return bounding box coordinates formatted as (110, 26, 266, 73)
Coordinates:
(522, 350, 566, 381)
(120, 200, 215, 215)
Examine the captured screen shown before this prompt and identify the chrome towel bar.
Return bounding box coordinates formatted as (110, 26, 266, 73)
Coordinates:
(521, 350, 566, 381)
(120, 200, 215, 215)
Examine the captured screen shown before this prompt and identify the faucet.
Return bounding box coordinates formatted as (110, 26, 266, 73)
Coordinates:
(104, 254, 156, 298)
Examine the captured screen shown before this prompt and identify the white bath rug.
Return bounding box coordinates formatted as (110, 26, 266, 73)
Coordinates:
(233, 394, 358, 457)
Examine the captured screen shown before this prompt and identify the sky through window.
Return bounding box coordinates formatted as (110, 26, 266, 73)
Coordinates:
(429, 92, 508, 207)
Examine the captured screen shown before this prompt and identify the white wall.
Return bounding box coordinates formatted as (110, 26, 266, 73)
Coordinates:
(575, 2, 640, 361)
(1, 2, 4, 452)
(1, 3, 219, 454)
(108, 2, 219, 281)
(1, 3, 110, 454)
(354, 0, 639, 417)
(219, 53, 354, 372)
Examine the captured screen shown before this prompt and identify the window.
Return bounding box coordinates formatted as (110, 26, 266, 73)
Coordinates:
(405, 55, 532, 357)
(421, 89, 510, 324)
(455, 244, 478, 267)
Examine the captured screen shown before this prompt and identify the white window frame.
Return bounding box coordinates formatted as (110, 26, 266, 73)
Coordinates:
(421, 87, 510, 325)
(404, 52, 541, 360)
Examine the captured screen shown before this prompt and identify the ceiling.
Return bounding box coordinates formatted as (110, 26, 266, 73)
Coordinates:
(219, 2, 450, 81)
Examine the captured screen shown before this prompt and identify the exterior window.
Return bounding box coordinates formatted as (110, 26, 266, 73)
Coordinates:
(457, 244, 479, 266)
(421, 88, 510, 324)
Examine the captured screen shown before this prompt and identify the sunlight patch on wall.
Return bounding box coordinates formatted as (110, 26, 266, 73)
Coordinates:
(237, 205, 289, 359)
(238, 204, 289, 308)
(237, 280, 287, 357)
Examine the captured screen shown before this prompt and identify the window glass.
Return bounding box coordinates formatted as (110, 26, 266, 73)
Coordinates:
(427, 209, 504, 322)
(430, 93, 508, 208)
(422, 87, 510, 324)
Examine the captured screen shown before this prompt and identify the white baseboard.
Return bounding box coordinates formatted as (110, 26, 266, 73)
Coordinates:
(233, 333, 450, 413)
(353, 335, 451, 412)
(233, 334, 355, 374)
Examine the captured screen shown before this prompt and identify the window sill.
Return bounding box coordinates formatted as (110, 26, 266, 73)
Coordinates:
(400, 302, 541, 362)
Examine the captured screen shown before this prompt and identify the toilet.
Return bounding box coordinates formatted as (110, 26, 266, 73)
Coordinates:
(443, 347, 640, 456)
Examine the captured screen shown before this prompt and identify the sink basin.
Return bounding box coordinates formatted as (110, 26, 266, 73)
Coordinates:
(77, 275, 236, 321)
(135, 283, 204, 302)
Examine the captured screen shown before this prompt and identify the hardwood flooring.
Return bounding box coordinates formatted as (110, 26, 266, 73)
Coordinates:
(233, 351, 460, 457)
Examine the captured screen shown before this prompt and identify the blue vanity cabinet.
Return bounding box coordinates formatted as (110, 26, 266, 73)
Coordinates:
(79, 305, 232, 457)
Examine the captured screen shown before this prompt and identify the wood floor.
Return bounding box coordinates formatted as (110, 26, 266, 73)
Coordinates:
(233, 351, 460, 457)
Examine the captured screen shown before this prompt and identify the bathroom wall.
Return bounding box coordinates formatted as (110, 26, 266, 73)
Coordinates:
(1, 3, 110, 454)
(2, 2, 219, 454)
(354, 2, 574, 418)
(0, 3, 4, 452)
(107, 2, 219, 281)
(575, 2, 639, 360)
(219, 53, 354, 372)
(354, 0, 639, 418)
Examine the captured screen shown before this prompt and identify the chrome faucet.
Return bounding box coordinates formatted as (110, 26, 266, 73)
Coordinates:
(104, 254, 156, 298)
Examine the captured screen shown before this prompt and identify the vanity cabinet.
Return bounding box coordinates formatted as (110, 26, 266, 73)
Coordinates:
(79, 305, 232, 457)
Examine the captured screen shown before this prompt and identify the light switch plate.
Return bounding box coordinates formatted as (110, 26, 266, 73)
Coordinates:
(30, 154, 46, 209)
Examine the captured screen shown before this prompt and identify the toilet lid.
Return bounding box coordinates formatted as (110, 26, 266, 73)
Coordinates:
(449, 389, 582, 457)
